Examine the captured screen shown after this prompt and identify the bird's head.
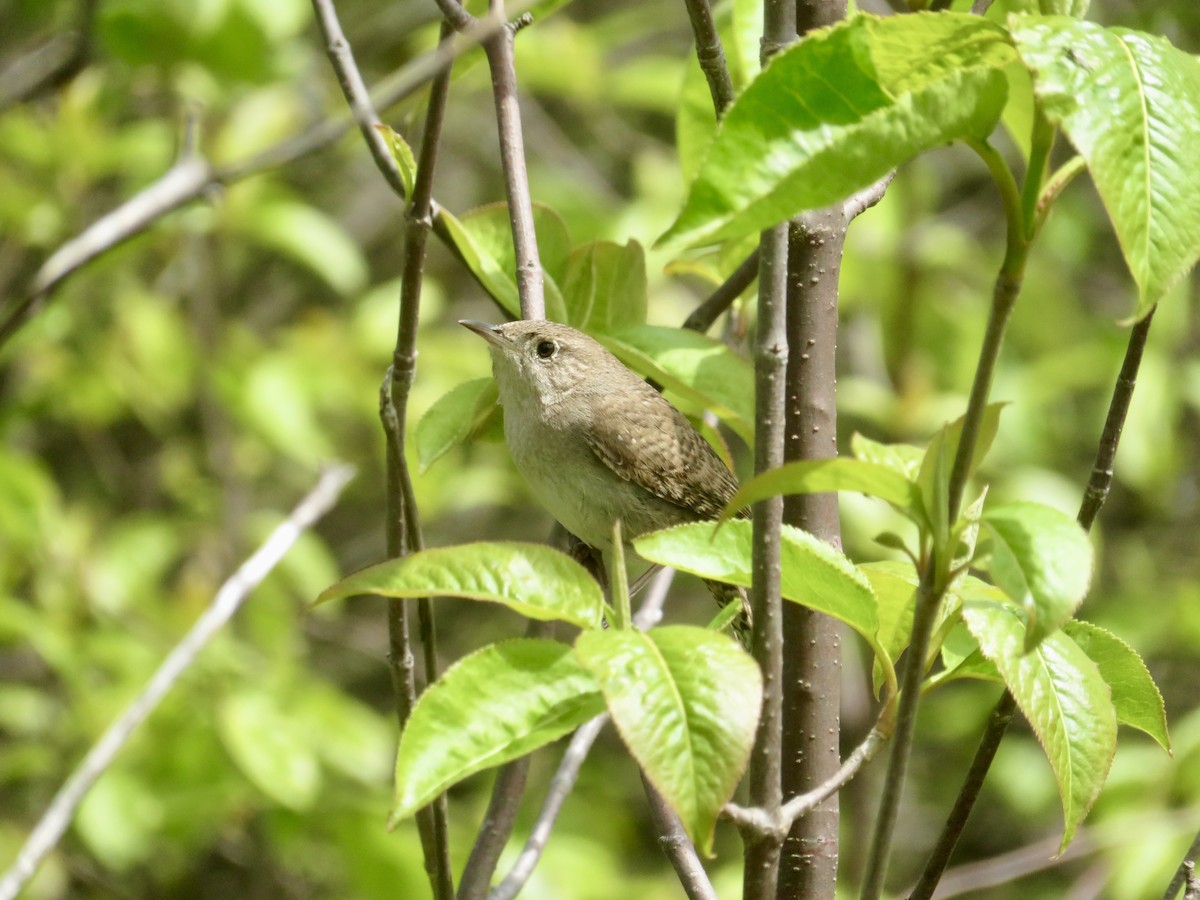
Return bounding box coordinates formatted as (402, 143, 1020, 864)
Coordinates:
(460, 319, 619, 410)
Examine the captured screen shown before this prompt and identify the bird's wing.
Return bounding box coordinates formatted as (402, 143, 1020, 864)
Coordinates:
(583, 382, 741, 520)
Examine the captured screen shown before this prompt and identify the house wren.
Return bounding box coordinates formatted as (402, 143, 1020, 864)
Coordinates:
(460, 319, 750, 638)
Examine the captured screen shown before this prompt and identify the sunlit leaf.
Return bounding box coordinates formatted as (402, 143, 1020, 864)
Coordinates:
(375, 124, 417, 198)
(416, 378, 498, 472)
(982, 502, 1093, 649)
(721, 458, 920, 522)
(660, 13, 1013, 247)
(635, 521, 889, 682)
(391, 639, 603, 823)
(1012, 17, 1200, 314)
(316, 542, 604, 629)
(562, 240, 647, 331)
(1064, 620, 1170, 751)
(963, 601, 1116, 852)
(575, 626, 760, 854)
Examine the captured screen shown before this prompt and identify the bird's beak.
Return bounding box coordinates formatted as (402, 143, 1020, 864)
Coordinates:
(459, 320, 510, 350)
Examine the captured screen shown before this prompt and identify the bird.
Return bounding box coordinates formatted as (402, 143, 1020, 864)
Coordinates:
(460, 319, 750, 642)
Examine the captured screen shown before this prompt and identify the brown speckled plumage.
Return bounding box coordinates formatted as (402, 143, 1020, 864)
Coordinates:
(461, 319, 751, 642)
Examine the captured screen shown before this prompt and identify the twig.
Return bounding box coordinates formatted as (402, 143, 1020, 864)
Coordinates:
(0, 465, 355, 900)
(683, 249, 760, 334)
(0, 7, 522, 349)
(482, 10, 545, 319)
(487, 715, 608, 900)
(723, 715, 891, 839)
(310, 0, 410, 198)
(0, 0, 99, 114)
(841, 172, 894, 222)
(308, 2, 463, 894)
(1079, 307, 1156, 531)
(907, 691, 1018, 899)
(642, 773, 719, 900)
(681, 0, 735, 115)
(1166, 832, 1200, 900)
(484, 572, 674, 900)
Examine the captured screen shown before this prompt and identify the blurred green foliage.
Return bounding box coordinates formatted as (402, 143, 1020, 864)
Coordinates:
(0, 0, 1198, 897)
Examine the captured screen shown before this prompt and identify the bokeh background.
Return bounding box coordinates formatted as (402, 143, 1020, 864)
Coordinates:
(1, 0, 1198, 897)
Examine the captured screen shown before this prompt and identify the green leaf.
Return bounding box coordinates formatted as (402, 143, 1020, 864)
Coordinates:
(575, 627, 761, 854)
(316, 542, 604, 629)
(437, 202, 570, 321)
(242, 198, 369, 295)
(218, 690, 322, 810)
(859, 560, 919, 695)
(1038, 0, 1089, 17)
(936, 623, 1002, 685)
(598, 325, 754, 445)
(635, 521, 889, 679)
(982, 502, 1093, 649)
(415, 378, 498, 472)
(375, 124, 416, 198)
(1012, 18, 1200, 314)
(659, 13, 1014, 247)
(1063, 620, 1170, 751)
(391, 639, 604, 823)
(850, 433, 924, 480)
(562, 239, 647, 331)
(721, 458, 920, 521)
(916, 402, 1005, 535)
(962, 601, 1116, 852)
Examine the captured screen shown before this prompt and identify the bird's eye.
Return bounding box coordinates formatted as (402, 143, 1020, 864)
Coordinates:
(535, 340, 557, 359)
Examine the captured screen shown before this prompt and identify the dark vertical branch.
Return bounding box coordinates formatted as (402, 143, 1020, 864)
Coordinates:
(743, 4, 794, 897)
(745, 219, 790, 900)
(389, 19, 457, 900)
(778, 209, 846, 900)
(681, 0, 735, 115)
(912, 305, 1158, 900)
(774, 5, 850, 897)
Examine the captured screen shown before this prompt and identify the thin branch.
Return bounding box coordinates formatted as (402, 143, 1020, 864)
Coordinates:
(841, 172, 894, 223)
(723, 716, 890, 840)
(781, 722, 888, 824)
(1166, 831, 1200, 900)
(683, 248, 760, 334)
(487, 715, 608, 900)
(1079, 307, 1156, 531)
(681, 0, 736, 115)
(482, 572, 674, 900)
(744, 178, 792, 900)
(0, 466, 355, 900)
(310, 0, 409, 198)
(459, 758, 533, 900)
(642, 773, 719, 900)
(907, 690, 1018, 899)
(862, 138, 1028, 900)
(0, 0, 99, 114)
(1, 7, 521, 348)
(482, 11, 545, 319)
